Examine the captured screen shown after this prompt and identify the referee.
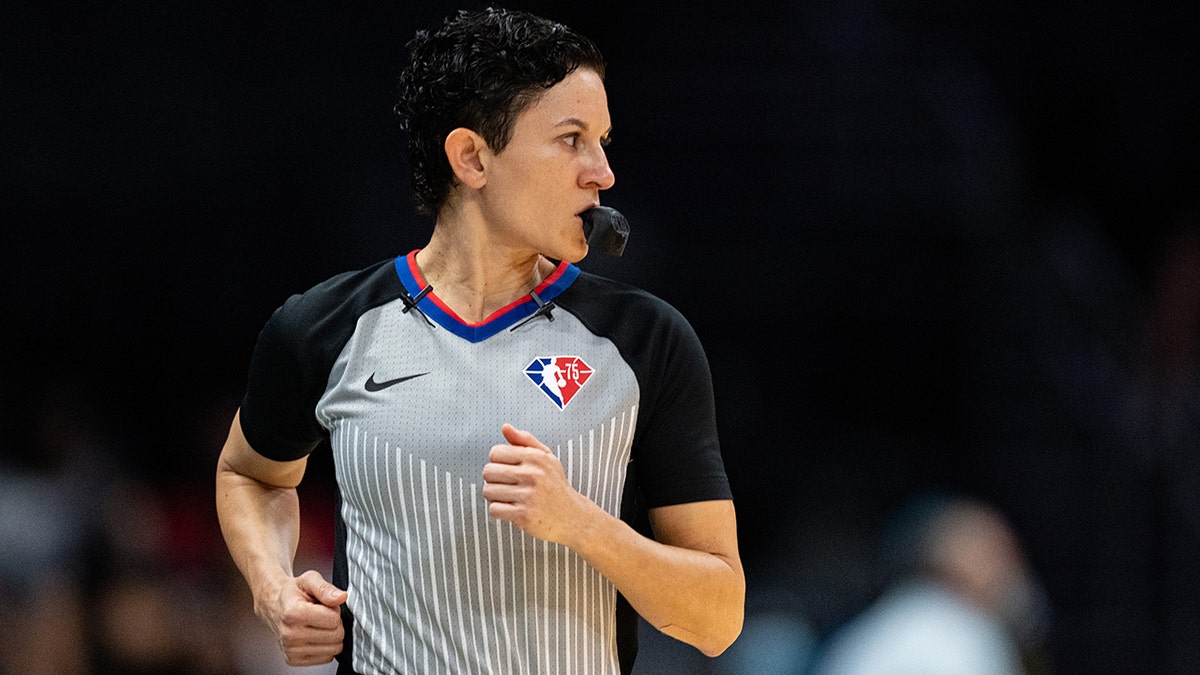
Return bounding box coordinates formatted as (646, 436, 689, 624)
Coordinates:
(215, 8, 744, 674)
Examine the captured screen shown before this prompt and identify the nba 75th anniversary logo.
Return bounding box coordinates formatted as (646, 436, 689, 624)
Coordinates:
(524, 356, 593, 409)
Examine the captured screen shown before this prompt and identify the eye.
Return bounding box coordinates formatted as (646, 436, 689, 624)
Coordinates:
(563, 133, 580, 147)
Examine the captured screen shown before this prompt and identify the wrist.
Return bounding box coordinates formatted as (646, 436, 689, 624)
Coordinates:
(251, 570, 291, 622)
(562, 495, 619, 553)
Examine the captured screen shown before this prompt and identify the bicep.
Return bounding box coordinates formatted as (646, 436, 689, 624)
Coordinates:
(647, 500, 742, 568)
(218, 408, 309, 489)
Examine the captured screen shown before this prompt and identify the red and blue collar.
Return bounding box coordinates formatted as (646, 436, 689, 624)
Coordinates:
(393, 250, 580, 343)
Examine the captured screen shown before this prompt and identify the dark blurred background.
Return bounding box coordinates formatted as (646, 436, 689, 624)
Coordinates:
(3, 1, 1198, 673)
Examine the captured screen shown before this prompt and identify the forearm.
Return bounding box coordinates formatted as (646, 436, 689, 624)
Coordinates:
(215, 458, 301, 613)
(569, 502, 745, 656)
(483, 427, 744, 654)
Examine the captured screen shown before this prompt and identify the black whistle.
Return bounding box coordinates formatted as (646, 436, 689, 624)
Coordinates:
(580, 206, 630, 256)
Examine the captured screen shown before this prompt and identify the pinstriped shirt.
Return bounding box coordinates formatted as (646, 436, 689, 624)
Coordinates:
(240, 252, 731, 675)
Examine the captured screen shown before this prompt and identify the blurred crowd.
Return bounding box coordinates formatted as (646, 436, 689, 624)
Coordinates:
(634, 493, 1053, 675)
(0, 401, 338, 675)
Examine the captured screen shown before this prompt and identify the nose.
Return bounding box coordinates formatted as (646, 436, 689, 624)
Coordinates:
(581, 145, 615, 191)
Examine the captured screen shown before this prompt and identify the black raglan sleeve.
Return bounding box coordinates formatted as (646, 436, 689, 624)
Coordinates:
(239, 292, 334, 462)
(628, 296, 731, 507)
(238, 259, 404, 462)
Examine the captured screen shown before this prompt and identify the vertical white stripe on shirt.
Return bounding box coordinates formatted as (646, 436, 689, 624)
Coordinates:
(328, 406, 637, 674)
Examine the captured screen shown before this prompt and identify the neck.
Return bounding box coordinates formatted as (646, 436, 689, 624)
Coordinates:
(415, 213, 556, 324)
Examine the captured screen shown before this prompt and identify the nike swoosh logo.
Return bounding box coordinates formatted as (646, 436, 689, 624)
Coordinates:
(364, 371, 430, 392)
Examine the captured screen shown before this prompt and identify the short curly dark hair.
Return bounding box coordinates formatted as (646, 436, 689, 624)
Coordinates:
(395, 7, 606, 215)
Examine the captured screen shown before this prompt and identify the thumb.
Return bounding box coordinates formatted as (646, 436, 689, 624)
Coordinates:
(501, 423, 551, 453)
(298, 570, 348, 608)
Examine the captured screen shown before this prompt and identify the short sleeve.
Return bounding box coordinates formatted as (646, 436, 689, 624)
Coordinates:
(630, 304, 731, 507)
(239, 295, 331, 461)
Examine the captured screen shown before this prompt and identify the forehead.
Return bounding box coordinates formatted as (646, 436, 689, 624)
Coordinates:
(516, 68, 610, 130)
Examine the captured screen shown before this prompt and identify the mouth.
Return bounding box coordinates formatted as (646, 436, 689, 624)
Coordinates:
(576, 204, 600, 226)
(577, 205, 601, 241)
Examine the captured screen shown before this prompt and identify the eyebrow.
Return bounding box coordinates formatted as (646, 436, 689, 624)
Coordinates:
(556, 118, 613, 136)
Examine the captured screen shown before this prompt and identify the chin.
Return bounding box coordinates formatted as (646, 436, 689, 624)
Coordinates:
(567, 241, 591, 264)
(548, 238, 589, 264)
(562, 248, 588, 264)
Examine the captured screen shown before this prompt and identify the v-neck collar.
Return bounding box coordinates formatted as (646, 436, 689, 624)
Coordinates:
(392, 250, 580, 343)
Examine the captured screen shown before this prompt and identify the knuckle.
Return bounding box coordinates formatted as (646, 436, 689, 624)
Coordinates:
(279, 630, 299, 648)
(280, 609, 303, 628)
(286, 653, 317, 668)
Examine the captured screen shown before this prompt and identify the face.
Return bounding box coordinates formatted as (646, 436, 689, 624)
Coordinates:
(478, 67, 615, 263)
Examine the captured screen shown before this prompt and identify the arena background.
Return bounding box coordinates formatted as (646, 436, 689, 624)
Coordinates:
(3, 1, 1198, 673)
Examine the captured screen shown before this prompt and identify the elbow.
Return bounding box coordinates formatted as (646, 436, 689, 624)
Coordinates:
(696, 610, 744, 657)
(662, 615, 744, 659)
(698, 563, 746, 656)
(674, 581, 746, 657)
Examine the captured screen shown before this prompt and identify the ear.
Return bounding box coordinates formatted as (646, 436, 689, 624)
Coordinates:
(444, 128, 489, 190)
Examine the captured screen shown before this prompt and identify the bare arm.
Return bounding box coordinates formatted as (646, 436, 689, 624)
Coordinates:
(579, 499, 744, 655)
(483, 424, 745, 656)
(215, 409, 347, 666)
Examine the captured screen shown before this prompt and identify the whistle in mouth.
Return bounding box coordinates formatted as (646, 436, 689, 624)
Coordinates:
(580, 206, 630, 256)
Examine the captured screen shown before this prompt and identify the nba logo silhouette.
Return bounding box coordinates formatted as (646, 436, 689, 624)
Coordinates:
(525, 356, 593, 409)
